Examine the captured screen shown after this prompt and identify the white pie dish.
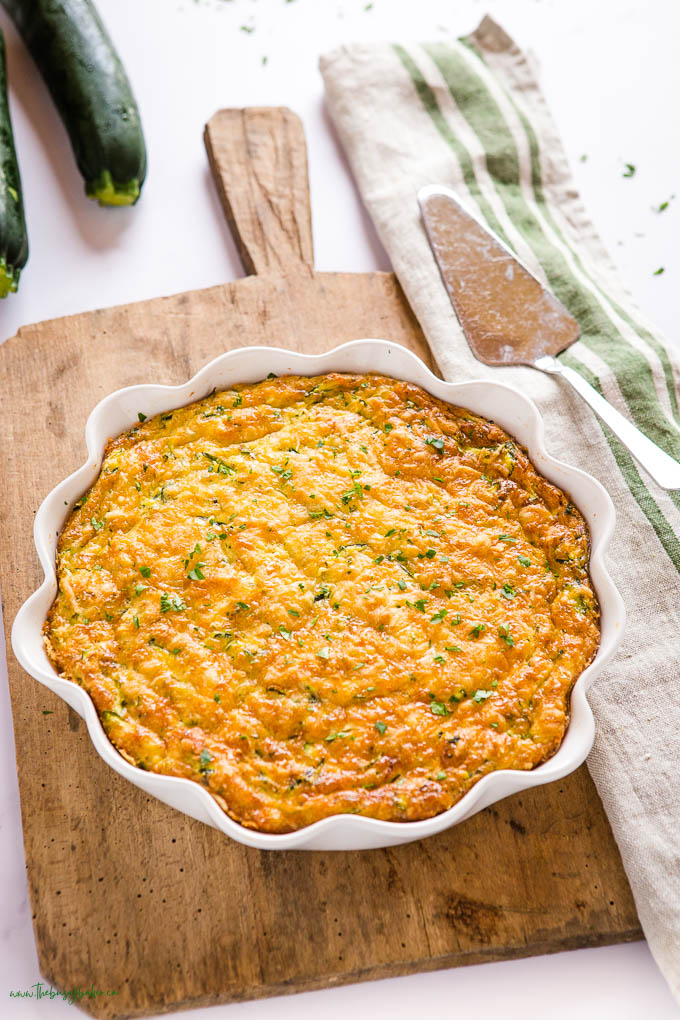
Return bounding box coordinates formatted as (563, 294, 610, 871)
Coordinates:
(11, 339, 624, 851)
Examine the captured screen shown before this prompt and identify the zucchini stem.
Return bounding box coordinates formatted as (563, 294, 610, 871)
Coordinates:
(86, 170, 141, 207)
(0, 257, 20, 298)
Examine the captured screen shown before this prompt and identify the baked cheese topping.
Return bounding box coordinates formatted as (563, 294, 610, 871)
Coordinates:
(44, 373, 599, 832)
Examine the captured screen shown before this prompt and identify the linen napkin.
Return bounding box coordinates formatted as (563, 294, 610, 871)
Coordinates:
(320, 16, 680, 1001)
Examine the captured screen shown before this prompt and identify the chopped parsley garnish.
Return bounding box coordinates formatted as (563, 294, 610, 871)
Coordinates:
(430, 699, 448, 717)
(498, 534, 516, 543)
(469, 623, 486, 638)
(91, 518, 104, 531)
(309, 507, 333, 520)
(235, 601, 250, 612)
(314, 585, 331, 601)
(139, 566, 151, 577)
(517, 555, 531, 567)
(424, 436, 444, 453)
(430, 608, 447, 623)
(414, 599, 426, 612)
(389, 549, 409, 564)
(203, 452, 235, 475)
(473, 689, 493, 703)
(160, 593, 187, 613)
(622, 162, 636, 178)
(326, 730, 351, 742)
(202, 405, 225, 419)
(133, 615, 139, 629)
(199, 749, 213, 773)
(498, 624, 514, 647)
(425, 548, 436, 559)
(500, 584, 516, 599)
(340, 481, 364, 504)
(653, 267, 665, 276)
(316, 646, 330, 659)
(374, 720, 387, 735)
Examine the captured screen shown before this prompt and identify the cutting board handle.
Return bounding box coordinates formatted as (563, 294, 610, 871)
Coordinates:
(204, 107, 314, 277)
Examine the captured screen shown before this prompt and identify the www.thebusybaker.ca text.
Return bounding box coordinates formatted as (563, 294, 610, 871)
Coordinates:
(9, 981, 119, 1005)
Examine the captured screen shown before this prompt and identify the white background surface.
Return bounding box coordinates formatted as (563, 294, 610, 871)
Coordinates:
(1, 0, 678, 1017)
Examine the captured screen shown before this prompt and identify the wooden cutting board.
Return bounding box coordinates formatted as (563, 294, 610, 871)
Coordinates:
(0, 108, 641, 1019)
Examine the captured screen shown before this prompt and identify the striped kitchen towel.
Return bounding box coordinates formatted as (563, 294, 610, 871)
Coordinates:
(321, 16, 680, 1001)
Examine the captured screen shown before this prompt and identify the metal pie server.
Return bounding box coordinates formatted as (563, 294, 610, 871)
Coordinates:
(418, 184, 680, 490)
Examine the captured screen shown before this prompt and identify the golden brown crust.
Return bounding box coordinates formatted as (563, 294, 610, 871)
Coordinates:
(44, 373, 599, 832)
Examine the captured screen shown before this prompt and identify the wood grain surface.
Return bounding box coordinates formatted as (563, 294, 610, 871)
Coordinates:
(0, 107, 641, 1020)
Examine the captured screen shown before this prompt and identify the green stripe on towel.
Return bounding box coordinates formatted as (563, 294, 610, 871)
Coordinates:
(393, 39, 680, 567)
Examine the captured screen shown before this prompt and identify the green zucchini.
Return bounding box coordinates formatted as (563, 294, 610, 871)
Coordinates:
(0, 29, 28, 296)
(2, 0, 147, 206)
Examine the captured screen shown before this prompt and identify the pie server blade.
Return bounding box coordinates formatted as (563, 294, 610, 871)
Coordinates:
(418, 184, 680, 490)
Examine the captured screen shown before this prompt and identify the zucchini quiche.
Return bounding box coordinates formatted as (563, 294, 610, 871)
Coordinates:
(44, 372, 599, 833)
